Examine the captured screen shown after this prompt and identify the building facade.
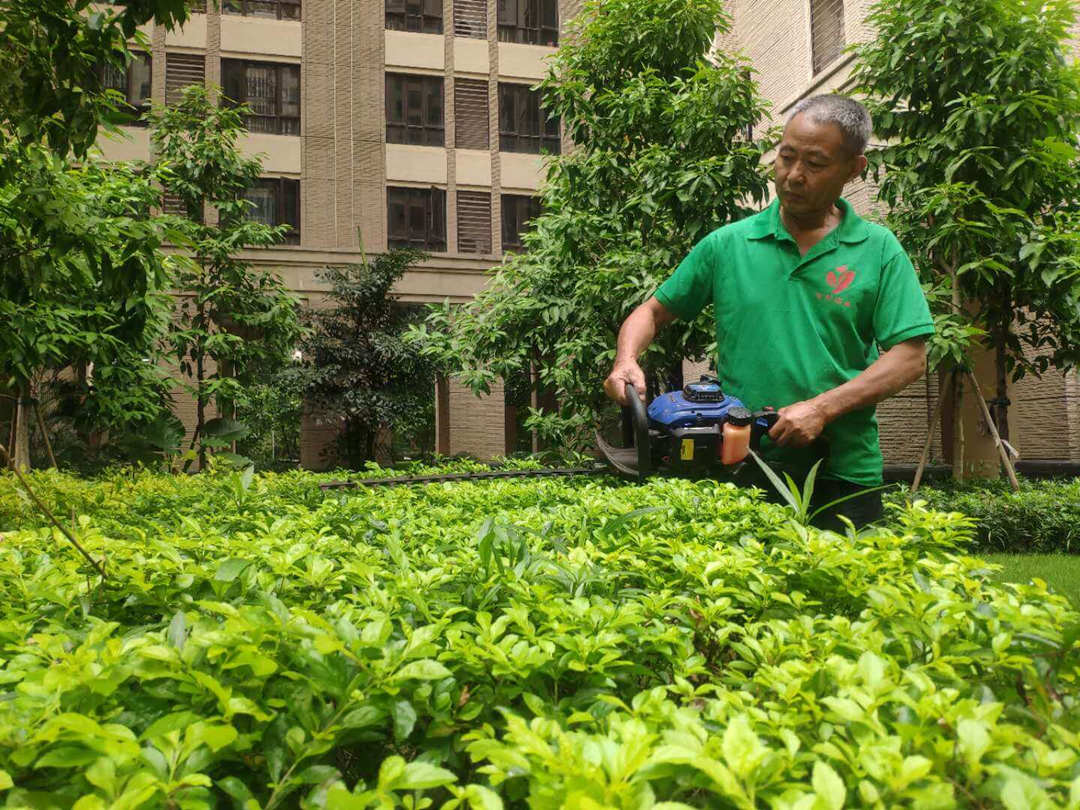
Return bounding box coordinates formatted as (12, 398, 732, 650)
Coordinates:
(99, 0, 1080, 469)
(99, 0, 578, 465)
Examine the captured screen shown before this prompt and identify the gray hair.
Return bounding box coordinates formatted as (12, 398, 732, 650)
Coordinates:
(787, 95, 872, 155)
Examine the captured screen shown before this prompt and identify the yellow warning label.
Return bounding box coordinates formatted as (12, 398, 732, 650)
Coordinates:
(680, 438, 694, 461)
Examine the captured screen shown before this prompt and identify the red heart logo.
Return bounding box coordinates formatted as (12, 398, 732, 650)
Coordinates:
(827, 266, 855, 294)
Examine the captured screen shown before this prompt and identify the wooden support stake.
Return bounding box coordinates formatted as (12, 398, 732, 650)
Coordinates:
(6, 406, 15, 470)
(0, 443, 106, 579)
(33, 400, 57, 470)
(911, 369, 951, 495)
(966, 370, 1021, 491)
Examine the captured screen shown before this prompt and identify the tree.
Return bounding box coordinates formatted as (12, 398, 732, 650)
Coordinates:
(0, 146, 177, 470)
(409, 0, 770, 448)
(850, 0, 1080, 450)
(149, 85, 304, 467)
(302, 250, 437, 467)
(0, 0, 196, 471)
(0, 0, 191, 162)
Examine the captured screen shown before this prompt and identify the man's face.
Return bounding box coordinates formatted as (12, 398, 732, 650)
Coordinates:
(773, 113, 867, 217)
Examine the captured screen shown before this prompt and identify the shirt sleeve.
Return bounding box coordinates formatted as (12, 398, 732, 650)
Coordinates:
(873, 239, 935, 350)
(653, 233, 717, 321)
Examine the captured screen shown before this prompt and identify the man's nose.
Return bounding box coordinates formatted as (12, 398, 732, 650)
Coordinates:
(788, 162, 806, 185)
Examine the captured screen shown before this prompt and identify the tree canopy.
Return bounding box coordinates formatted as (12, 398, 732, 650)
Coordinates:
(410, 0, 771, 447)
(0, 0, 190, 159)
(303, 250, 437, 466)
(149, 85, 304, 467)
(850, 0, 1080, 439)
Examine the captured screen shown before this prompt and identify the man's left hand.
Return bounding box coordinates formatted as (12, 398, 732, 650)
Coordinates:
(769, 400, 828, 447)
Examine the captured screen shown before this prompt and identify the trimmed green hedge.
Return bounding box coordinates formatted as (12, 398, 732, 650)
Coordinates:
(886, 477, 1080, 553)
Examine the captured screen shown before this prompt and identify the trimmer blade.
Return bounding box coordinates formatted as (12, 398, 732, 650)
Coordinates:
(595, 431, 645, 479)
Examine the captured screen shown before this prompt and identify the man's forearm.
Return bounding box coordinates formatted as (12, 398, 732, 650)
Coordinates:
(811, 339, 927, 423)
(614, 298, 676, 365)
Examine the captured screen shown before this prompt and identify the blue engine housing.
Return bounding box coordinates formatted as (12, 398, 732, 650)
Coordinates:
(647, 390, 747, 429)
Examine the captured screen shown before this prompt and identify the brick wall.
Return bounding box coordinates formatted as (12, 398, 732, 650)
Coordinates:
(448, 377, 507, 458)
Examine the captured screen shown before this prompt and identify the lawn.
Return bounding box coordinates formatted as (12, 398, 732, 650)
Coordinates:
(983, 553, 1080, 607)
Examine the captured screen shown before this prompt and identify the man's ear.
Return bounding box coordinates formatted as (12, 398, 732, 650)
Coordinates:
(850, 154, 868, 181)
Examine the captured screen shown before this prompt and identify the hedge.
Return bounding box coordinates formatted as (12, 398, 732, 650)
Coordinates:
(0, 468, 1077, 808)
(885, 477, 1080, 554)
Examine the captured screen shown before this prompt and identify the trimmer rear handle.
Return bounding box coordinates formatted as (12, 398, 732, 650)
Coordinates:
(624, 382, 651, 477)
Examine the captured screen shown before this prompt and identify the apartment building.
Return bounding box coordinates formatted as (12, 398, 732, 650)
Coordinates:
(97, 0, 1080, 470)
(97, 0, 580, 466)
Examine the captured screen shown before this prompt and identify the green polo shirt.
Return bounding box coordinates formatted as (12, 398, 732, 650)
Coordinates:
(654, 197, 934, 486)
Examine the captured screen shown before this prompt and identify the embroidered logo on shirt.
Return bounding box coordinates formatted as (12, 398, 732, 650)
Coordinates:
(826, 266, 855, 294)
(818, 266, 856, 308)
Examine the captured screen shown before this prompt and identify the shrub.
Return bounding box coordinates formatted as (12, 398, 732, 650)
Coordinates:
(886, 477, 1080, 553)
(0, 470, 1077, 808)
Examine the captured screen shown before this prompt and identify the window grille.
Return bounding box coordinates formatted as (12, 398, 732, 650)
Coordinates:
(388, 187, 447, 251)
(810, 0, 844, 74)
(454, 0, 487, 38)
(454, 79, 489, 150)
(165, 52, 205, 106)
(386, 73, 445, 146)
(497, 0, 557, 46)
(498, 83, 559, 154)
(100, 51, 152, 123)
(244, 178, 301, 244)
(501, 194, 540, 253)
(222, 0, 301, 20)
(386, 0, 443, 33)
(457, 191, 492, 254)
(222, 60, 301, 136)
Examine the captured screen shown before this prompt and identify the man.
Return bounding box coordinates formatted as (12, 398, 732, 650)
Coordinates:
(603, 95, 933, 530)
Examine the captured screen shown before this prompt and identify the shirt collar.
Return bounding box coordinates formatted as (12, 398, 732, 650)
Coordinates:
(745, 197, 871, 244)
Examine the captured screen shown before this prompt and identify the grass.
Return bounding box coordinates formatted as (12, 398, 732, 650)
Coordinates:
(981, 553, 1080, 607)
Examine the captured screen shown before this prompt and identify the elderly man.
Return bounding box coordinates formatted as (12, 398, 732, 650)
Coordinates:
(603, 95, 933, 530)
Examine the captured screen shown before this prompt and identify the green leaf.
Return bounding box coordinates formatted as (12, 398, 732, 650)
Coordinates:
(167, 610, 187, 650)
(721, 714, 765, 778)
(957, 718, 990, 769)
(398, 761, 458, 790)
(395, 659, 453, 681)
(392, 701, 417, 741)
(812, 761, 846, 810)
(214, 558, 250, 582)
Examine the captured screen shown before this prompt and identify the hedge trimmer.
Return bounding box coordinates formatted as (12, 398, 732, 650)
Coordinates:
(321, 376, 811, 490)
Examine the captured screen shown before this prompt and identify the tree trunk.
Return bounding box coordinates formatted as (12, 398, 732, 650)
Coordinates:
(195, 296, 207, 470)
(994, 321, 1010, 443)
(13, 384, 31, 472)
(196, 349, 206, 470)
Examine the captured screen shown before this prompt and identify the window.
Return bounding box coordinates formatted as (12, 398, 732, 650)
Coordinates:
(388, 187, 447, 251)
(223, 0, 301, 20)
(454, 79, 489, 150)
(386, 0, 443, 33)
(810, 0, 844, 74)
(244, 178, 300, 244)
(222, 60, 301, 136)
(457, 191, 492, 254)
(501, 194, 540, 253)
(498, 83, 559, 154)
(100, 52, 152, 123)
(454, 0, 486, 38)
(498, 0, 557, 46)
(165, 52, 205, 106)
(386, 74, 444, 146)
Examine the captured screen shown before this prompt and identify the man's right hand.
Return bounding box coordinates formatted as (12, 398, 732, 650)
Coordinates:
(604, 362, 647, 406)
